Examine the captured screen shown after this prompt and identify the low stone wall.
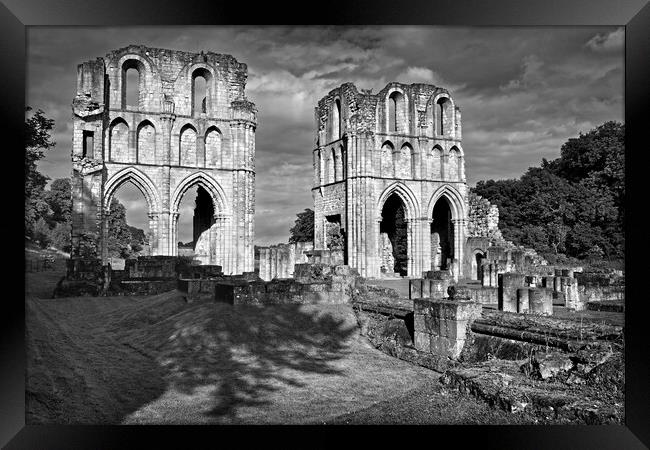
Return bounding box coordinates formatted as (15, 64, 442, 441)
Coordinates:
(257, 241, 313, 281)
(178, 263, 359, 305)
(124, 256, 178, 279)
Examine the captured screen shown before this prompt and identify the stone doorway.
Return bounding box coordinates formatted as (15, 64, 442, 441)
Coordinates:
(431, 197, 454, 271)
(380, 193, 408, 276)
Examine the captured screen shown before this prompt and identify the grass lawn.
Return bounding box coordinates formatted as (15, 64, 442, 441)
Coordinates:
(25, 264, 540, 425)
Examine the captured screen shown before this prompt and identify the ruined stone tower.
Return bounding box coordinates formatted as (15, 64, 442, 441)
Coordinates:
(71, 45, 256, 274)
(312, 82, 469, 279)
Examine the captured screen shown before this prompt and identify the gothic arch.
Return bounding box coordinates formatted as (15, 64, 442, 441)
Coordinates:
(377, 182, 420, 220)
(170, 171, 229, 216)
(427, 185, 466, 220)
(104, 167, 161, 214)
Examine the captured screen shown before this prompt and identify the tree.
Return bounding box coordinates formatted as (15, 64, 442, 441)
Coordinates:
(44, 178, 72, 226)
(288, 208, 314, 244)
(105, 198, 134, 258)
(32, 218, 51, 249)
(25, 108, 56, 235)
(472, 121, 624, 262)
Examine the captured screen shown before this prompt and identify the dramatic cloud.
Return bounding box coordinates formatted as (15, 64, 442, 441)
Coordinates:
(585, 27, 624, 53)
(26, 26, 623, 245)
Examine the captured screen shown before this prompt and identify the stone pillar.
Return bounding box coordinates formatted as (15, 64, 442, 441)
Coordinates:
(498, 273, 526, 312)
(481, 262, 490, 287)
(169, 212, 179, 256)
(517, 287, 530, 313)
(410, 279, 423, 299)
(148, 212, 160, 255)
(413, 298, 482, 359)
(406, 219, 415, 278)
(489, 262, 498, 287)
(451, 218, 466, 279)
(564, 277, 583, 311)
(529, 288, 554, 315)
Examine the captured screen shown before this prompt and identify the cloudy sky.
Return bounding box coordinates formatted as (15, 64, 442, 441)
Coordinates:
(26, 26, 624, 245)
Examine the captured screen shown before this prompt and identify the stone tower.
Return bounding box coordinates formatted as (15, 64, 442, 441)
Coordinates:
(70, 45, 256, 274)
(312, 82, 469, 279)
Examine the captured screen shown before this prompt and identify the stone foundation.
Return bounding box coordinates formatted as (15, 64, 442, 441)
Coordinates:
(413, 298, 482, 360)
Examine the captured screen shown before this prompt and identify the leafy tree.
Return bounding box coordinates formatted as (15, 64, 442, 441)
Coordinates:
(25, 108, 56, 235)
(49, 221, 72, 253)
(44, 178, 72, 226)
(473, 121, 624, 262)
(105, 198, 134, 258)
(288, 208, 314, 243)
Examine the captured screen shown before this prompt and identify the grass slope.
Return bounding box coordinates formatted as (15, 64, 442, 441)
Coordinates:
(26, 264, 541, 424)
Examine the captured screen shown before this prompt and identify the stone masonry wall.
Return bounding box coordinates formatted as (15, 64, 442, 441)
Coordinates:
(71, 45, 256, 275)
(312, 81, 469, 279)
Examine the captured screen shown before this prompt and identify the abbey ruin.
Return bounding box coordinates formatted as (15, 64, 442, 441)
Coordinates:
(311, 82, 468, 279)
(70, 45, 256, 275)
(51, 45, 624, 423)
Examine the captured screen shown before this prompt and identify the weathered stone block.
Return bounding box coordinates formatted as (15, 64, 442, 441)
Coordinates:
(498, 273, 526, 312)
(529, 287, 553, 315)
(409, 279, 423, 299)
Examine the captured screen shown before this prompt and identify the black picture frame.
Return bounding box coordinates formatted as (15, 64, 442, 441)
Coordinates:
(4, 0, 649, 448)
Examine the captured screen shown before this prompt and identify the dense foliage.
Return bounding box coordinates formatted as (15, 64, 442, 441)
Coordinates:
(25, 108, 56, 235)
(288, 208, 314, 243)
(472, 121, 624, 262)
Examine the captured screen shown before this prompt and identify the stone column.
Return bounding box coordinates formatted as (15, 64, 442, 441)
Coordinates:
(529, 288, 554, 315)
(169, 212, 180, 256)
(406, 218, 415, 278)
(517, 287, 530, 313)
(159, 111, 175, 256)
(148, 212, 160, 255)
(498, 273, 526, 312)
(451, 218, 466, 279)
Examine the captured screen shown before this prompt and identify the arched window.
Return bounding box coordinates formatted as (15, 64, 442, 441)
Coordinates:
(137, 121, 156, 164)
(380, 141, 394, 178)
(431, 145, 443, 179)
(388, 91, 405, 133)
(121, 60, 143, 110)
(192, 68, 212, 116)
(179, 124, 198, 167)
(448, 146, 460, 180)
(437, 97, 451, 136)
(397, 143, 413, 179)
(332, 98, 341, 139)
(109, 118, 130, 163)
(389, 93, 397, 132)
(205, 127, 222, 168)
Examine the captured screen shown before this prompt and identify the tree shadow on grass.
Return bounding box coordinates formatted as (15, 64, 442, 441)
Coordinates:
(127, 302, 359, 422)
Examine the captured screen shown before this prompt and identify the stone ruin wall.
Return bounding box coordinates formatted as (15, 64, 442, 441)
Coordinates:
(313, 81, 469, 279)
(70, 45, 256, 275)
(257, 241, 314, 281)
